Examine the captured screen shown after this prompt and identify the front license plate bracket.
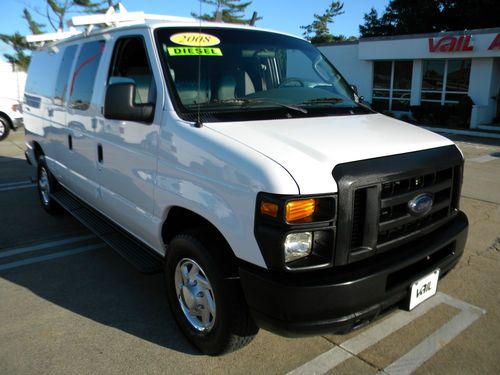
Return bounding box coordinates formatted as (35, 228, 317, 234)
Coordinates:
(407, 269, 440, 310)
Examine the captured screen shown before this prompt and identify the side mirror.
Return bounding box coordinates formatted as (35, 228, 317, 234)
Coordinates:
(104, 83, 154, 123)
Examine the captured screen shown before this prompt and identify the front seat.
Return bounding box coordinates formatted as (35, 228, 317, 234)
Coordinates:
(218, 69, 255, 100)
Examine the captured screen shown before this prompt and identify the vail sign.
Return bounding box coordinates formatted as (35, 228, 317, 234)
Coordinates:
(489, 34, 500, 50)
(428, 35, 473, 52)
(429, 33, 500, 53)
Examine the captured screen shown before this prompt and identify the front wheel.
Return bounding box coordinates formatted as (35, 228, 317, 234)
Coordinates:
(165, 231, 258, 355)
(37, 156, 62, 215)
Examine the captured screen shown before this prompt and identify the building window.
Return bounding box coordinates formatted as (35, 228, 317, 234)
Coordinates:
(421, 59, 471, 105)
(372, 60, 413, 112)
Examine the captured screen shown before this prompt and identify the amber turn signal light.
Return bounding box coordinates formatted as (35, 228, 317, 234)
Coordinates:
(260, 201, 279, 218)
(285, 199, 316, 222)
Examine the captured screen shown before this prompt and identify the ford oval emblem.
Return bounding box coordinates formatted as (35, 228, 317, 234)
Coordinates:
(408, 193, 433, 216)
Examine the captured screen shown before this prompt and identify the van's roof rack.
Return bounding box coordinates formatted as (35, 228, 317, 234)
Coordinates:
(26, 2, 196, 45)
(25, 28, 81, 44)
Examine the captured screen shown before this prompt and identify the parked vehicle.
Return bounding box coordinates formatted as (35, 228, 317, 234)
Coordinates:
(0, 98, 23, 141)
(23, 9, 468, 355)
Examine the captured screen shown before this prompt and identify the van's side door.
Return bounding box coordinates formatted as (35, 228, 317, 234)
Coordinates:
(63, 40, 105, 205)
(47, 44, 78, 181)
(95, 33, 162, 246)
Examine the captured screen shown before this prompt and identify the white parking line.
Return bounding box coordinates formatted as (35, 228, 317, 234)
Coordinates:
(467, 155, 498, 163)
(287, 293, 486, 375)
(0, 243, 107, 271)
(379, 295, 485, 375)
(0, 234, 96, 258)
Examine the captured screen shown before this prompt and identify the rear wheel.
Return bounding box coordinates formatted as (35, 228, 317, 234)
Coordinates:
(165, 230, 258, 355)
(0, 116, 10, 141)
(37, 156, 62, 215)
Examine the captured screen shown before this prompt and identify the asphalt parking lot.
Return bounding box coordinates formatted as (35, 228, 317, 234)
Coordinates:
(1, 129, 500, 374)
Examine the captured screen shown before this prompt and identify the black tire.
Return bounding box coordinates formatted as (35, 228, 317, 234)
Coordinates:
(37, 156, 62, 215)
(0, 116, 10, 141)
(165, 230, 258, 355)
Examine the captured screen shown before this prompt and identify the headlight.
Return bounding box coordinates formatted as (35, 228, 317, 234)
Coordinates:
(284, 232, 312, 263)
(255, 193, 337, 271)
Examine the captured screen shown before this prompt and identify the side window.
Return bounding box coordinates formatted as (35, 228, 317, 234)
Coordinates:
(108, 37, 156, 105)
(53, 45, 77, 106)
(70, 40, 105, 110)
(25, 50, 60, 100)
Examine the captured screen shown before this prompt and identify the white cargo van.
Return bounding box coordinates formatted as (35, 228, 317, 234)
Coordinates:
(23, 10, 468, 355)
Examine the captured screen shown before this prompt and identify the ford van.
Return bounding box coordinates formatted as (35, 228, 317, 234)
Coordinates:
(23, 12, 468, 355)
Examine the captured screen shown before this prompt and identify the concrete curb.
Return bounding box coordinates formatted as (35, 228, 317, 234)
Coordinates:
(421, 126, 500, 140)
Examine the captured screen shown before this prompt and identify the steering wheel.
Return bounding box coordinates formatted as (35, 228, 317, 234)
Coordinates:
(279, 77, 306, 88)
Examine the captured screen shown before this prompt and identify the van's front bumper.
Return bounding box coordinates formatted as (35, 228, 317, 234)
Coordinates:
(239, 210, 468, 337)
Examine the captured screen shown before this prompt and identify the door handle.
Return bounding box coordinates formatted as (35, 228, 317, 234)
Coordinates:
(68, 134, 72, 150)
(97, 143, 103, 163)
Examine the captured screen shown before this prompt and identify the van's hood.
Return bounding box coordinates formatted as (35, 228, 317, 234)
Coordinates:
(205, 113, 454, 194)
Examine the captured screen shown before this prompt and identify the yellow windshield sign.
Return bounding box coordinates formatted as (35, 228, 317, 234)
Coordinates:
(167, 47, 223, 56)
(170, 32, 221, 47)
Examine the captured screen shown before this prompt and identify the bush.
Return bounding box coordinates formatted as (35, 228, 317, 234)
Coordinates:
(454, 95, 474, 128)
(410, 96, 474, 129)
(400, 113, 413, 123)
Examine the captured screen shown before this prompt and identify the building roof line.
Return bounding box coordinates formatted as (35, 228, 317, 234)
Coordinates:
(316, 27, 500, 47)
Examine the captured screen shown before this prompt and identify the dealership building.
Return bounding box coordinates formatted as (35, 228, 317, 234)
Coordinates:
(318, 28, 500, 130)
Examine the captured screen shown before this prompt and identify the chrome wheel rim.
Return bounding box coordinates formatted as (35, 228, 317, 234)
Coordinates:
(0, 121, 5, 137)
(174, 258, 216, 332)
(38, 167, 50, 205)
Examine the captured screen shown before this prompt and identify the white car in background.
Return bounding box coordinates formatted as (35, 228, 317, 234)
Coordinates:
(0, 98, 23, 141)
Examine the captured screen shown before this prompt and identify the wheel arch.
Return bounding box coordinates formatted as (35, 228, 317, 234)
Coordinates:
(161, 206, 240, 275)
(33, 141, 44, 162)
(0, 112, 13, 129)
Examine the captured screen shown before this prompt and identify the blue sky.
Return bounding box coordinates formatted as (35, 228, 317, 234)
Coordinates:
(0, 0, 388, 60)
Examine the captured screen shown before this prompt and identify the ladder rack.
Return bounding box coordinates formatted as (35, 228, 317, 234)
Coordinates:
(25, 29, 81, 44)
(26, 3, 196, 45)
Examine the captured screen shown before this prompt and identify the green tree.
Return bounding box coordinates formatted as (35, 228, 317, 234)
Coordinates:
(0, 9, 44, 70)
(359, 8, 391, 37)
(0, 1, 113, 70)
(191, 0, 261, 24)
(301, 1, 355, 44)
(439, 0, 500, 31)
(359, 0, 500, 37)
(43, 0, 113, 31)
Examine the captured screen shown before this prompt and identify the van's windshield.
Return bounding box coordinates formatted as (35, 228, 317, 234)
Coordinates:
(155, 27, 372, 122)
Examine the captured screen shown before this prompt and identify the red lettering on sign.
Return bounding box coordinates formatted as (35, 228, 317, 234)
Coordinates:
(462, 35, 473, 51)
(429, 35, 474, 52)
(489, 33, 500, 50)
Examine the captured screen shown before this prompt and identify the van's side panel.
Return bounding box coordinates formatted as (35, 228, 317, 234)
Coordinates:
(155, 110, 300, 267)
(24, 49, 63, 169)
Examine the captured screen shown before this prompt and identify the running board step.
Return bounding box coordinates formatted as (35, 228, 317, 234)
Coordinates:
(52, 189, 163, 274)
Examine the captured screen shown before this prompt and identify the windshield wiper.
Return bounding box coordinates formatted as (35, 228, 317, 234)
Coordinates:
(213, 98, 308, 114)
(302, 97, 344, 105)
